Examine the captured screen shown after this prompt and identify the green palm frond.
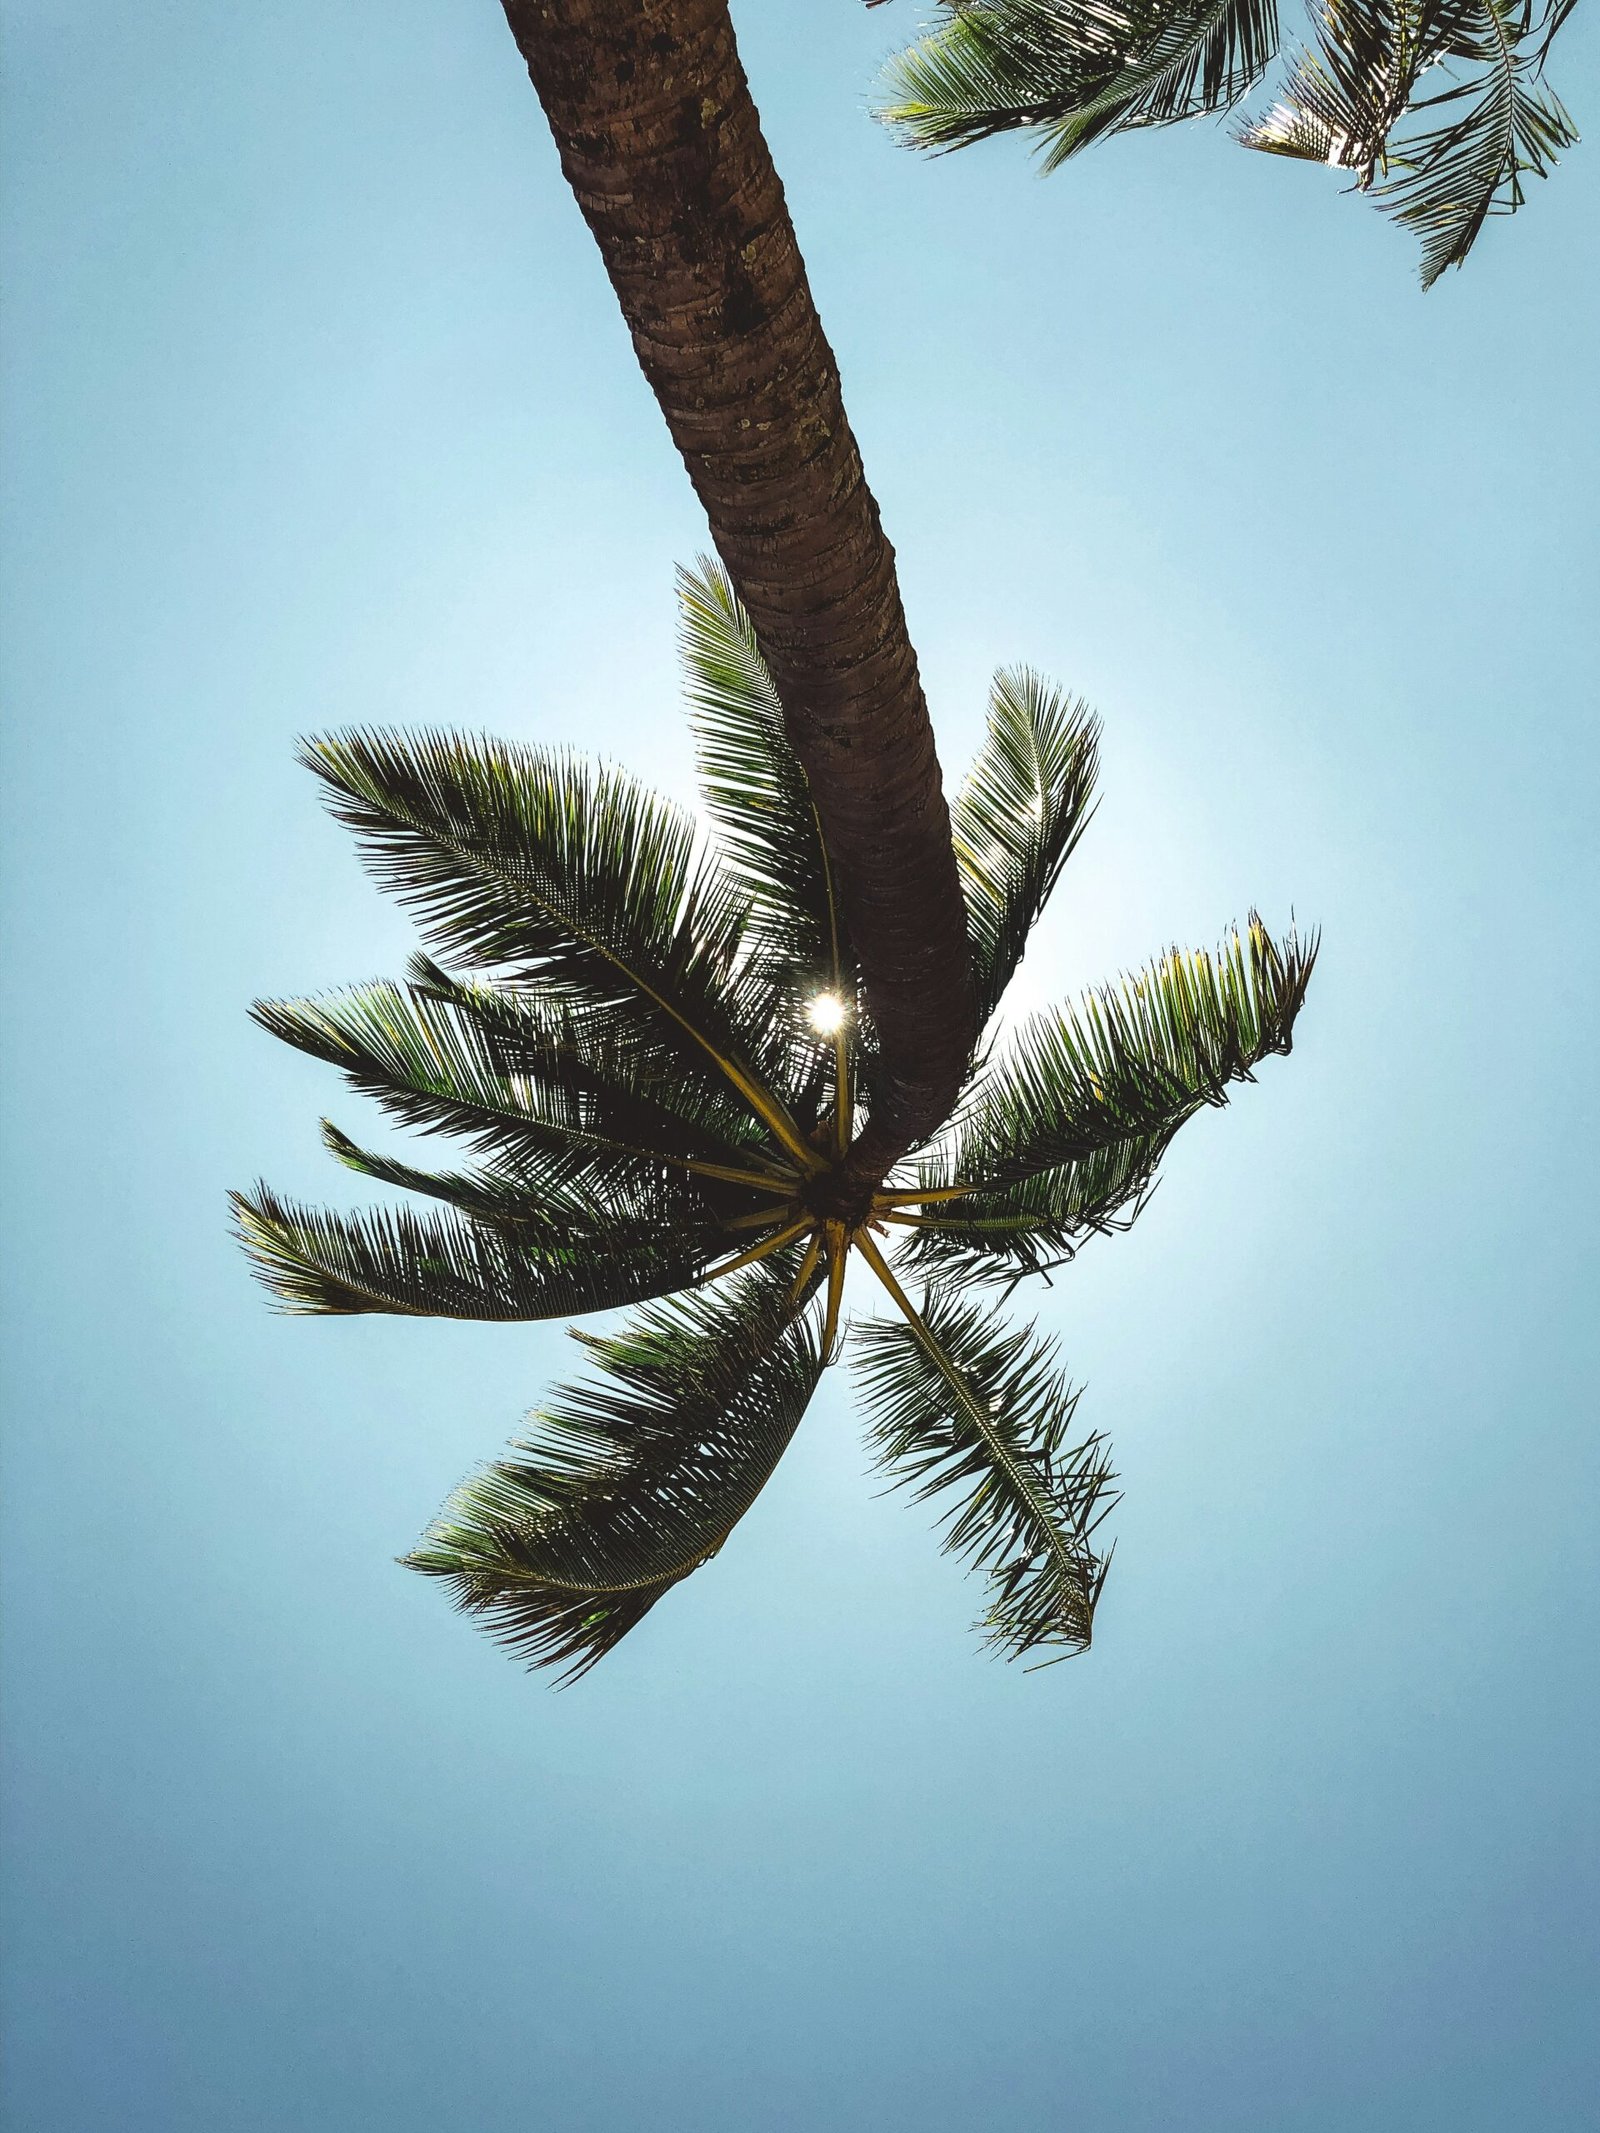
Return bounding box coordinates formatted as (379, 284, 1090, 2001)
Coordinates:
(300, 731, 812, 1158)
(893, 1130, 1169, 1284)
(899, 918, 1315, 1281)
(937, 916, 1314, 1190)
(252, 980, 784, 1210)
(397, 958, 808, 1173)
(317, 1120, 730, 1251)
(853, 1280, 1116, 1660)
(404, 1254, 826, 1679)
(232, 1185, 709, 1321)
(952, 668, 1099, 1031)
(679, 559, 853, 999)
(879, 0, 1282, 167)
(1238, 0, 1578, 284)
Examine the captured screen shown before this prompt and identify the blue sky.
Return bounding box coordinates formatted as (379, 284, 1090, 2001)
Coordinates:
(3, 3, 1596, 2128)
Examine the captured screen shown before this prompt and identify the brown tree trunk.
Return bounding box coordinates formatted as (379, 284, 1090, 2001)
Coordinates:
(498, 0, 975, 1183)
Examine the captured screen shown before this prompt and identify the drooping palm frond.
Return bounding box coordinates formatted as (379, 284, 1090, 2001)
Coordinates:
(1238, 0, 1578, 283)
(952, 668, 1099, 1032)
(404, 1254, 826, 1679)
(898, 917, 1316, 1280)
(300, 732, 812, 1163)
(679, 559, 853, 998)
(853, 1273, 1116, 1659)
(879, 0, 1282, 167)
(231, 1184, 710, 1321)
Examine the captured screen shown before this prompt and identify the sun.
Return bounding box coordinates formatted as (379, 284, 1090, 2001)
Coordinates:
(807, 991, 847, 1036)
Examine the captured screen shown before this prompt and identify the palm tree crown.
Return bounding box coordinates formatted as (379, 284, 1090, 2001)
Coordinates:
(236, 562, 1315, 1680)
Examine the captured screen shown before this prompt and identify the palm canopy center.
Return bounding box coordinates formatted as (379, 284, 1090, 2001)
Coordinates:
(236, 562, 1314, 1681)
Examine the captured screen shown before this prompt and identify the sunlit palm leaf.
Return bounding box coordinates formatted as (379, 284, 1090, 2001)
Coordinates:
(232, 1185, 707, 1321)
(404, 1255, 826, 1679)
(397, 958, 804, 1171)
(880, 0, 1281, 168)
(301, 732, 806, 1146)
(952, 668, 1099, 1031)
(900, 918, 1315, 1281)
(854, 1285, 1116, 1659)
(1238, 0, 1578, 284)
(935, 916, 1314, 1190)
(253, 978, 781, 1208)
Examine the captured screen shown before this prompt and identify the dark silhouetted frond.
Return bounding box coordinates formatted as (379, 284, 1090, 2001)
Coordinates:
(231, 1184, 707, 1321)
(952, 668, 1099, 1030)
(854, 1284, 1116, 1659)
(879, 0, 1281, 167)
(404, 1254, 825, 1678)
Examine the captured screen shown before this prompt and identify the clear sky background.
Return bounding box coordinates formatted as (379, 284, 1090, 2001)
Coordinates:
(3, 4, 1596, 2128)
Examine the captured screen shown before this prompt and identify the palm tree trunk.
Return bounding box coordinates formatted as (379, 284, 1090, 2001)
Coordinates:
(498, 0, 975, 1183)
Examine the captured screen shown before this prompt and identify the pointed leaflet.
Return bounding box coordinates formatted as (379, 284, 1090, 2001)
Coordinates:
(879, 0, 1281, 168)
(1238, 0, 1578, 284)
(232, 1184, 708, 1321)
(853, 1281, 1116, 1660)
(404, 1254, 826, 1680)
(952, 668, 1099, 1033)
(299, 732, 811, 1155)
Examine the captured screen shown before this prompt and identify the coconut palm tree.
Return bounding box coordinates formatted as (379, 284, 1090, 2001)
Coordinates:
(492, 0, 979, 1173)
(875, 0, 1580, 286)
(235, 562, 1315, 1680)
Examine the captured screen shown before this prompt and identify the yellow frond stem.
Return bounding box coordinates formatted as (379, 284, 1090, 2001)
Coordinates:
(703, 1216, 812, 1285)
(790, 1228, 824, 1302)
(832, 1029, 852, 1157)
(720, 1200, 802, 1233)
(682, 1156, 804, 1193)
(873, 1183, 978, 1208)
(820, 1220, 848, 1360)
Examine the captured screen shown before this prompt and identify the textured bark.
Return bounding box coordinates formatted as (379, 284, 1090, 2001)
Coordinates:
(499, 0, 975, 1182)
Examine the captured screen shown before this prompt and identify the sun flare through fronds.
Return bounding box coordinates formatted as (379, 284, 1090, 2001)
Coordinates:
(235, 560, 1316, 1680)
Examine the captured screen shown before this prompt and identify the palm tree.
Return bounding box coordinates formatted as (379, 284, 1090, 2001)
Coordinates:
(493, 0, 978, 1174)
(235, 562, 1315, 1680)
(875, 0, 1580, 286)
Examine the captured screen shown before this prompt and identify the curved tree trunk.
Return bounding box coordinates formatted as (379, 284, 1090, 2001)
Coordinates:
(498, 0, 975, 1183)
